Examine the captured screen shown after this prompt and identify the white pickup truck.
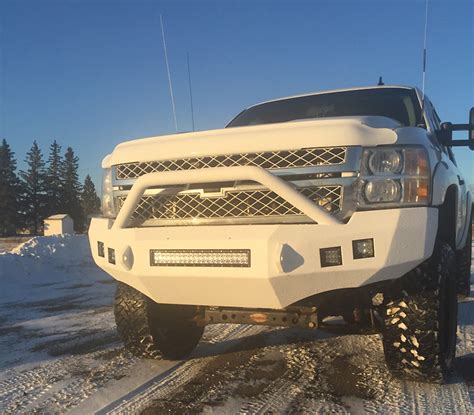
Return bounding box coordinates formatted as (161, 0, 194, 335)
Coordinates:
(89, 85, 473, 383)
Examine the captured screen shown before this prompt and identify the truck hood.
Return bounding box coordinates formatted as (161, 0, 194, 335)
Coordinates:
(104, 116, 400, 168)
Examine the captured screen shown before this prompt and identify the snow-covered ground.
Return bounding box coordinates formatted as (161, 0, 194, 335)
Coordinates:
(0, 235, 473, 414)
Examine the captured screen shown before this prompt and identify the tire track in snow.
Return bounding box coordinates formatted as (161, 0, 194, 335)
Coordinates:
(28, 348, 138, 414)
(236, 330, 473, 414)
(0, 346, 134, 414)
(98, 324, 262, 415)
(281, 334, 392, 414)
(238, 344, 327, 414)
(0, 323, 258, 414)
(133, 318, 473, 414)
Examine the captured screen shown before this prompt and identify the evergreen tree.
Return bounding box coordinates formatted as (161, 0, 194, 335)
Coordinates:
(20, 141, 47, 235)
(0, 139, 21, 236)
(60, 147, 83, 231)
(46, 140, 63, 215)
(81, 175, 100, 230)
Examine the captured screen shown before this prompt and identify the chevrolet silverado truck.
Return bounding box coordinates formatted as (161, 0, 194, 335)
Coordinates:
(89, 85, 473, 383)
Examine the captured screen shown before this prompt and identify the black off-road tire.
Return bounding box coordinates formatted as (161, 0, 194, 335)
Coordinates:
(456, 219, 472, 298)
(114, 282, 204, 360)
(381, 242, 458, 383)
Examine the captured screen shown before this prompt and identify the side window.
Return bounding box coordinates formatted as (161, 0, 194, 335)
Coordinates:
(431, 105, 442, 130)
(431, 101, 458, 165)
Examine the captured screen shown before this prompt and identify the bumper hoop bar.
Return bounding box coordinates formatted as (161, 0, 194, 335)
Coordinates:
(112, 166, 341, 230)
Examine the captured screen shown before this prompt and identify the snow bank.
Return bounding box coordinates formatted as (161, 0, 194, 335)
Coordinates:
(11, 234, 91, 263)
(0, 235, 94, 280)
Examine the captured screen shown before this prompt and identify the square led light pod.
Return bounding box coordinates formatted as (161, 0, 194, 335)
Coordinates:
(108, 247, 116, 264)
(352, 238, 375, 259)
(320, 246, 342, 267)
(97, 241, 105, 258)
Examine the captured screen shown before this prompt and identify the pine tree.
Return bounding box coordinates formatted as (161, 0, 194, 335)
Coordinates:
(60, 147, 83, 231)
(0, 139, 22, 236)
(20, 141, 47, 235)
(46, 140, 63, 215)
(81, 175, 100, 230)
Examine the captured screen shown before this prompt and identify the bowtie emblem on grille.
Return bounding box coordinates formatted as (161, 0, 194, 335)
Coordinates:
(199, 189, 229, 199)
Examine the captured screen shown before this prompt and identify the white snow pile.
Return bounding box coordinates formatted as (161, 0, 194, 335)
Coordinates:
(0, 234, 94, 280)
(11, 234, 90, 261)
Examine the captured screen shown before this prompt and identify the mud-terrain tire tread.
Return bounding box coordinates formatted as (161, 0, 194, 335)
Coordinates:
(114, 282, 203, 360)
(381, 242, 457, 383)
(114, 283, 162, 359)
(456, 219, 472, 297)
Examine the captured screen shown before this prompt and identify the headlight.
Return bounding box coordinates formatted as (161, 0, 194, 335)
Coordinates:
(368, 149, 402, 175)
(364, 179, 401, 203)
(359, 147, 430, 208)
(101, 168, 116, 218)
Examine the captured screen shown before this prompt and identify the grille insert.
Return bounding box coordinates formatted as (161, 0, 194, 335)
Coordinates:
(115, 147, 346, 180)
(117, 186, 342, 225)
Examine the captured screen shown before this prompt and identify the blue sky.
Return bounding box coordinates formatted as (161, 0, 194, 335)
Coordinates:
(1, 0, 472, 189)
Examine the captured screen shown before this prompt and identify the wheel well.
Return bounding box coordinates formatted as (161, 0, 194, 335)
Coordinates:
(437, 185, 457, 250)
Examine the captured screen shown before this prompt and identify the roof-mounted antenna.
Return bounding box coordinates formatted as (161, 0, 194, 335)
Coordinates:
(186, 51, 195, 131)
(421, 0, 429, 110)
(377, 76, 384, 86)
(160, 14, 178, 132)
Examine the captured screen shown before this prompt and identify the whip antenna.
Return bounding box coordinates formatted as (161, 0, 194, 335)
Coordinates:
(160, 14, 178, 132)
(421, 0, 429, 107)
(186, 51, 195, 131)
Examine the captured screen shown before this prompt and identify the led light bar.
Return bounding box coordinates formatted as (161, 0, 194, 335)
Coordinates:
(150, 249, 251, 268)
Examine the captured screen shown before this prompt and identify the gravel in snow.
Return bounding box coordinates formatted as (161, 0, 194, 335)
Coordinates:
(0, 235, 473, 414)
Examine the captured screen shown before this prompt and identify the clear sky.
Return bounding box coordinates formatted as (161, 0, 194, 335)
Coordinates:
(1, 0, 473, 190)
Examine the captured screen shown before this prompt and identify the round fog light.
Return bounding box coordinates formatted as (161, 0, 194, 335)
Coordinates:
(121, 246, 134, 270)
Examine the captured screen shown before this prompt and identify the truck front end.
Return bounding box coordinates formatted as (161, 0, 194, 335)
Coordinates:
(88, 85, 473, 383)
(89, 113, 436, 311)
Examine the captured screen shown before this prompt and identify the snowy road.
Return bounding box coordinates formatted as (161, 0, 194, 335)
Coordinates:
(0, 235, 473, 414)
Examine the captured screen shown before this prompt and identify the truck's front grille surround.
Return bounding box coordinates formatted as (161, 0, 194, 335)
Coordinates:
(115, 147, 347, 180)
(116, 186, 342, 225)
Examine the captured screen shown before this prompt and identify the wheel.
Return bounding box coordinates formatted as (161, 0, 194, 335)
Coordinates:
(114, 282, 204, 360)
(456, 219, 472, 298)
(381, 241, 458, 383)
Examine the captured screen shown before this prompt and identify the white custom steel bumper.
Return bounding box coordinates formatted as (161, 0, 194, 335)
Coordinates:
(89, 207, 438, 309)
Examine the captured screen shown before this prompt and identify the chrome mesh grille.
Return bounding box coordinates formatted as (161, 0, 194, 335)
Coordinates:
(116, 186, 342, 225)
(115, 147, 346, 180)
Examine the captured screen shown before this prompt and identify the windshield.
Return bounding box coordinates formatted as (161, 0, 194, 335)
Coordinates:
(227, 88, 422, 128)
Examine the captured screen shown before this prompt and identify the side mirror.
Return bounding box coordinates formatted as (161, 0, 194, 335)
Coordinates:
(439, 107, 474, 150)
(470, 107, 474, 142)
(438, 122, 453, 145)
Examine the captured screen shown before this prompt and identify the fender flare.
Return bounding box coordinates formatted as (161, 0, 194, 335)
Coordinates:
(431, 161, 459, 206)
